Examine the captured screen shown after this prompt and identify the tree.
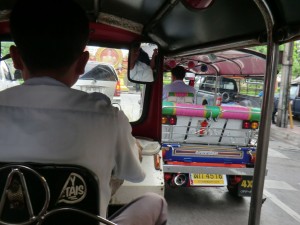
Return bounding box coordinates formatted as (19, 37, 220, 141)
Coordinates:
(293, 41, 300, 78)
(0, 41, 11, 57)
(250, 43, 300, 80)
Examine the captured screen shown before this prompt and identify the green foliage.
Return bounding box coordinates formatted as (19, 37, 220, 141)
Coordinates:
(293, 42, 300, 78)
(163, 72, 171, 85)
(0, 41, 11, 57)
(250, 45, 267, 55)
(250, 43, 300, 79)
(236, 78, 264, 96)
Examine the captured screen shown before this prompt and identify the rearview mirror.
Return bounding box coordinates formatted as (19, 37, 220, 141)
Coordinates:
(128, 42, 158, 83)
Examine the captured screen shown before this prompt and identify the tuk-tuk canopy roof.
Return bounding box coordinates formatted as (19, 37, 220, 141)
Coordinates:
(1, 0, 300, 56)
(165, 49, 266, 77)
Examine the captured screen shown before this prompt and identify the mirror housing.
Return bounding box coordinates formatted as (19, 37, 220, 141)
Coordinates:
(128, 42, 158, 83)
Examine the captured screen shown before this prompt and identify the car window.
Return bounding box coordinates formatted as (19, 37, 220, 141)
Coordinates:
(199, 77, 236, 92)
(200, 77, 216, 92)
(290, 85, 298, 99)
(220, 80, 235, 91)
(80, 63, 118, 81)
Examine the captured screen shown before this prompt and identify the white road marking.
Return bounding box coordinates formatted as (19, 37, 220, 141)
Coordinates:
(268, 148, 289, 159)
(264, 180, 297, 191)
(264, 190, 300, 223)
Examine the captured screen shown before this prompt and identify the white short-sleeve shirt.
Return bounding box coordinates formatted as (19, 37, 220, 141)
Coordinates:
(0, 77, 145, 218)
(162, 80, 196, 100)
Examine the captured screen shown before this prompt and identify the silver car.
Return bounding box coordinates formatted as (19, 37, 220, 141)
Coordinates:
(72, 61, 120, 103)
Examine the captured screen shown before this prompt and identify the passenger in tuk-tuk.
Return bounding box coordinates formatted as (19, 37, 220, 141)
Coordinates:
(162, 65, 196, 100)
(0, 0, 167, 224)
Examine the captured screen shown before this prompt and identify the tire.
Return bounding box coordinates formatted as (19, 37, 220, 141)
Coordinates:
(227, 184, 240, 197)
(227, 176, 242, 197)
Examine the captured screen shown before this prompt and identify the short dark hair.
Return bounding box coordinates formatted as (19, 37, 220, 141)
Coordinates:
(171, 66, 186, 80)
(9, 0, 89, 73)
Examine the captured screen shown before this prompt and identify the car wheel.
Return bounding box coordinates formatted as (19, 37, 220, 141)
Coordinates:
(227, 184, 240, 197)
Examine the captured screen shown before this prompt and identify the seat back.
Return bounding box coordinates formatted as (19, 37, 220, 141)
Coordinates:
(167, 92, 194, 103)
(0, 163, 114, 225)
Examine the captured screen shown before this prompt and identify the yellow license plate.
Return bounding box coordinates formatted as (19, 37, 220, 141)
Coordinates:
(190, 173, 227, 186)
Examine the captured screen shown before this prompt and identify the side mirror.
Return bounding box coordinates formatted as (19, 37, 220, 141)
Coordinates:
(128, 42, 158, 83)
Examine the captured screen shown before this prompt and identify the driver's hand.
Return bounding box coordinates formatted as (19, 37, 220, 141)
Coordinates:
(110, 176, 124, 197)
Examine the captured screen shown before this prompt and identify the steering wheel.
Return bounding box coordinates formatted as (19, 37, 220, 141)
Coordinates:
(222, 92, 230, 103)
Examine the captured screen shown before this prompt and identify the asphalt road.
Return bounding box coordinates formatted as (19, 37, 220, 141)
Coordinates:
(165, 127, 300, 225)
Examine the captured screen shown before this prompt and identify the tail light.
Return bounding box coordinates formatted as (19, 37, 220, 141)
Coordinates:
(250, 121, 259, 129)
(164, 173, 173, 182)
(242, 120, 259, 129)
(229, 175, 242, 185)
(162, 115, 177, 125)
(189, 79, 195, 87)
(114, 80, 121, 96)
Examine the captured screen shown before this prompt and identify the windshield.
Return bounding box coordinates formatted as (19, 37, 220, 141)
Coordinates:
(290, 85, 298, 99)
(197, 76, 238, 93)
(0, 41, 143, 122)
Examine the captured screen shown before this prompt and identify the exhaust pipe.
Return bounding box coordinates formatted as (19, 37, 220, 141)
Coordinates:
(173, 174, 187, 186)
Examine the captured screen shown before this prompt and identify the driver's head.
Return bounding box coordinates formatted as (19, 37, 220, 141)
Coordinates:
(171, 66, 186, 80)
(9, 0, 89, 75)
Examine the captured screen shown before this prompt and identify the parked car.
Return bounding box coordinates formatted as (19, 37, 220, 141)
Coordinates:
(290, 81, 300, 117)
(72, 61, 120, 103)
(273, 82, 300, 123)
(0, 61, 19, 91)
(195, 76, 262, 107)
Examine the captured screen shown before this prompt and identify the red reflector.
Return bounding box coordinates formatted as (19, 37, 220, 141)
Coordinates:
(169, 116, 177, 125)
(229, 175, 242, 185)
(164, 173, 173, 181)
(243, 121, 251, 129)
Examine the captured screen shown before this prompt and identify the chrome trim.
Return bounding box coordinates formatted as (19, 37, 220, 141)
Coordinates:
(249, 1, 278, 225)
(0, 165, 50, 225)
(42, 208, 117, 225)
(163, 165, 254, 176)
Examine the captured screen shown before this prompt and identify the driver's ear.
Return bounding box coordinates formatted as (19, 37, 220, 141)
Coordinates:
(10, 45, 24, 70)
(75, 51, 89, 75)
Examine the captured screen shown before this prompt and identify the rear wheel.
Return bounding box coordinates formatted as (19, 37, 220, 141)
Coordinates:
(227, 184, 239, 197)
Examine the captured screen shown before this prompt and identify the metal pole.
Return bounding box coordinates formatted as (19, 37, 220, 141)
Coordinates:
(248, 1, 279, 225)
(277, 42, 294, 127)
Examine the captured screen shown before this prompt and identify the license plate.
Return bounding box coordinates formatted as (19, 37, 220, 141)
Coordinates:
(190, 174, 227, 186)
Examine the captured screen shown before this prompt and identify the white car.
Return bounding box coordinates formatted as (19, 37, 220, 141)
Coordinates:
(72, 61, 120, 103)
(0, 61, 20, 91)
(0, 60, 121, 104)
